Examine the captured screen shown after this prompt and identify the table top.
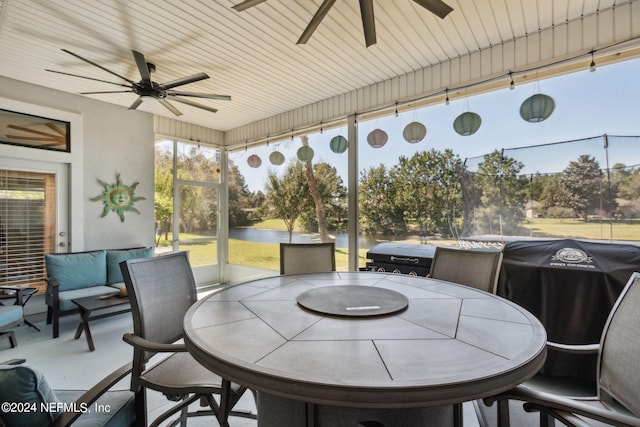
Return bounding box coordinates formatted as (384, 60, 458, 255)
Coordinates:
(184, 272, 547, 408)
(72, 293, 129, 311)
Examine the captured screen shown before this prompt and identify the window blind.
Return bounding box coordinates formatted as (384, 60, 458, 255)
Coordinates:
(0, 170, 55, 291)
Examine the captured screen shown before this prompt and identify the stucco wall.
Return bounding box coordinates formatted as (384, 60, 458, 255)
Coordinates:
(0, 75, 155, 251)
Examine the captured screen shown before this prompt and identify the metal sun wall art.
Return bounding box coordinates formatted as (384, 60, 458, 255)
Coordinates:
(90, 173, 146, 222)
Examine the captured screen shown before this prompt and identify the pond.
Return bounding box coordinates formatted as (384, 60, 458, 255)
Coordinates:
(228, 228, 406, 250)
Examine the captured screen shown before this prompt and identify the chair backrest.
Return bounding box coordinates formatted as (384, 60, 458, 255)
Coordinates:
(428, 246, 503, 293)
(598, 272, 640, 416)
(120, 251, 197, 348)
(280, 242, 336, 275)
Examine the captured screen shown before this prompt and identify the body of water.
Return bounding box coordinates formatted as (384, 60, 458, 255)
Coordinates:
(228, 228, 398, 250)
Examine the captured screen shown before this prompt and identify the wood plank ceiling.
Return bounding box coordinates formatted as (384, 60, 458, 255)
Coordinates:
(0, 0, 637, 146)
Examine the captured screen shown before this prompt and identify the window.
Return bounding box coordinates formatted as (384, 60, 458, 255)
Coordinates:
(155, 140, 221, 268)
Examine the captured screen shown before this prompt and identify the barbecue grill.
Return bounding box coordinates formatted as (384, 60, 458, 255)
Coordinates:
(365, 243, 437, 276)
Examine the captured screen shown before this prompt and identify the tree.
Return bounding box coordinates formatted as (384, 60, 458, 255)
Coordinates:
(299, 162, 347, 233)
(560, 155, 605, 219)
(392, 149, 463, 237)
(473, 150, 528, 235)
(300, 136, 331, 242)
(228, 163, 253, 227)
(358, 164, 405, 234)
(264, 162, 309, 242)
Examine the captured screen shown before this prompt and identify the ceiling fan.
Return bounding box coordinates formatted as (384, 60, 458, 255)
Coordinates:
(46, 49, 231, 116)
(233, 0, 453, 47)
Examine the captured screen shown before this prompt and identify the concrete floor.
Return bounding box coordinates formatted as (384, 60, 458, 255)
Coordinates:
(2, 310, 481, 426)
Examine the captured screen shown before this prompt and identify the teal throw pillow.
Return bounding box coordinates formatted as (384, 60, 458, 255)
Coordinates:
(45, 251, 107, 292)
(106, 247, 154, 285)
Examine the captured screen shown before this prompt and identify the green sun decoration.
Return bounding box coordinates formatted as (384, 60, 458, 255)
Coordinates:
(90, 173, 146, 222)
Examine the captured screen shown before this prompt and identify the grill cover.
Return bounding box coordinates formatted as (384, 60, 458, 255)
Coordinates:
(497, 238, 640, 380)
(366, 243, 437, 276)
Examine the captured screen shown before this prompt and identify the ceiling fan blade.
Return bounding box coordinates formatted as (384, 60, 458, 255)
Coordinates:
(297, 0, 337, 44)
(412, 0, 453, 19)
(45, 69, 132, 88)
(46, 123, 66, 136)
(171, 97, 218, 114)
(132, 50, 152, 85)
(158, 73, 209, 90)
(80, 90, 135, 95)
(158, 98, 183, 116)
(129, 97, 144, 110)
(60, 49, 138, 85)
(7, 124, 56, 138)
(360, 0, 376, 47)
(6, 135, 60, 142)
(166, 90, 231, 101)
(232, 0, 268, 11)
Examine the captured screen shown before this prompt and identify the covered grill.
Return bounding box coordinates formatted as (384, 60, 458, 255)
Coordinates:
(365, 243, 437, 276)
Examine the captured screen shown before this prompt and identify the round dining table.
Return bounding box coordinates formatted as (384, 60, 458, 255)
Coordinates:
(184, 271, 547, 427)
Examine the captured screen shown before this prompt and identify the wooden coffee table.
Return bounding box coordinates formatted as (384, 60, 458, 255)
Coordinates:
(72, 293, 130, 351)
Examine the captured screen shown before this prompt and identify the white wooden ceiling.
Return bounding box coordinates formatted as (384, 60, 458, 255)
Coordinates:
(0, 0, 635, 137)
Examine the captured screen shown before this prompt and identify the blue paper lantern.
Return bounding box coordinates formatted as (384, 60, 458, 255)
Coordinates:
(297, 146, 314, 162)
(453, 112, 482, 136)
(520, 94, 555, 123)
(329, 135, 348, 153)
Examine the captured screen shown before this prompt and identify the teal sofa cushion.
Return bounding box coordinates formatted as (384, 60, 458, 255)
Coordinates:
(45, 251, 107, 292)
(0, 305, 23, 325)
(106, 247, 154, 285)
(0, 365, 60, 426)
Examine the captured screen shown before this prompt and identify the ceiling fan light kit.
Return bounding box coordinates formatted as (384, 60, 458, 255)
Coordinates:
(46, 49, 230, 116)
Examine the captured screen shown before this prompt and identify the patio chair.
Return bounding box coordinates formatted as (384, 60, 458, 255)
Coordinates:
(483, 272, 640, 427)
(0, 358, 135, 426)
(428, 246, 503, 293)
(120, 251, 254, 427)
(0, 287, 27, 348)
(427, 246, 503, 426)
(280, 242, 336, 275)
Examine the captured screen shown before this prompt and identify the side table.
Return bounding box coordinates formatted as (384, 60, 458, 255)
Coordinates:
(0, 286, 40, 331)
(72, 294, 131, 351)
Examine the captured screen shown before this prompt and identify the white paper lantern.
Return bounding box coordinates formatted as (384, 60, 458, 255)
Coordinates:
(269, 151, 285, 165)
(403, 122, 427, 143)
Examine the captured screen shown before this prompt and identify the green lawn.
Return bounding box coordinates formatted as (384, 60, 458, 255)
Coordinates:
(522, 218, 640, 240)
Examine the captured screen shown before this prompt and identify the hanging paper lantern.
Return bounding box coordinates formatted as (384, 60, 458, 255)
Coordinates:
(329, 135, 348, 153)
(403, 122, 427, 143)
(247, 154, 262, 168)
(297, 146, 314, 162)
(520, 94, 555, 123)
(269, 151, 285, 165)
(367, 129, 388, 148)
(453, 112, 482, 136)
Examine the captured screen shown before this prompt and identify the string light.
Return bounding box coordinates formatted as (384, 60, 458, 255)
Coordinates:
(445, 88, 450, 106)
(590, 51, 596, 72)
(509, 72, 515, 90)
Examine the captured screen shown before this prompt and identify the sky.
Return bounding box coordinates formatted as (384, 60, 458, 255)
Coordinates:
(230, 57, 640, 193)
